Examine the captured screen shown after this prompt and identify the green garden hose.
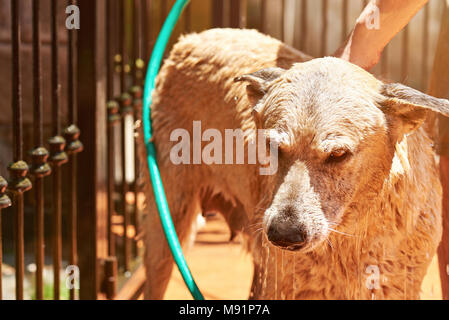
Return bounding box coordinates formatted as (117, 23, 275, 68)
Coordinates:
(142, 0, 204, 300)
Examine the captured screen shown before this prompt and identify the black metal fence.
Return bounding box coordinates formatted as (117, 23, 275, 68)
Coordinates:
(0, 0, 444, 300)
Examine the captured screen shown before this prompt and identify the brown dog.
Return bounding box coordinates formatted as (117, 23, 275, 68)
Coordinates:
(140, 28, 449, 299)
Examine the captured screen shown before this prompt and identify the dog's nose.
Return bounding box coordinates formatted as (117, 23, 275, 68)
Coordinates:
(267, 223, 306, 250)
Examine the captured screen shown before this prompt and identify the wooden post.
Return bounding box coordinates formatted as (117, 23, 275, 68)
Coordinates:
(76, 0, 108, 300)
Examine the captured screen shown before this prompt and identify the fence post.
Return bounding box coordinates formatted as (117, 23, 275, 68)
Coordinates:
(76, 0, 108, 300)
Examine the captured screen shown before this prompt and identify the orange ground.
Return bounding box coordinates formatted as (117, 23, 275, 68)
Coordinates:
(164, 215, 253, 300)
(163, 215, 443, 300)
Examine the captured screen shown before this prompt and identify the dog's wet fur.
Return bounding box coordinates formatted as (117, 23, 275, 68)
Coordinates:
(140, 29, 449, 299)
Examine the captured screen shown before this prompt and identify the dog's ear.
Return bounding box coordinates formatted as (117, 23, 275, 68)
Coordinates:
(380, 82, 449, 138)
(234, 68, 285, 105)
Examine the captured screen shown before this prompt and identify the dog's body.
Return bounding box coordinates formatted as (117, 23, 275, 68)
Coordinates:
(141, 29, 446, 300)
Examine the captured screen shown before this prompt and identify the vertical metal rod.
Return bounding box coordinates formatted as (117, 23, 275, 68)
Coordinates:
(240, 0, 247, 28)
(131, 0, 143, 258)
(119, 0, 130, 272)
(132, 0, 141, 86)
(107, 101, 119, 258)
(68, 1, 76, 124)
(11, 0, 23, 162)
(33, 0, 43, 148)
(50, 0, 69, 301)
(65, 0, 82, 301)
(14, 194, 24, 300)
(106, 0, 114, 101)
(67, 157, 78, 299)
(31, 0, 44, 300)
(31, 0, 52, 301)
(160, 0, 167, 28)
(103, 257, 118, 299)
(230, 0, 241, 28)
(51, 0, 62, 136)
(119, 0, 128, 92)
(11, 0, 24, 295)
(120, 93, 132, 272)
(213, 0, 225, 28)
(34, 178, 45, 300)
(52, 149, 61, 302)
(131, 87, 142, 257)
(0, 207, 2, 300)
(142, 0, 151, 62)
(321, 0, 328, 57)
(9, 0, 32, 301)
(106, 0, 117, 261)
(0, 177, 12, 300)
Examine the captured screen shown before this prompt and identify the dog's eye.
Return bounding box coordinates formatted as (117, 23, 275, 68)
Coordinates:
(326, 149, 350, 163)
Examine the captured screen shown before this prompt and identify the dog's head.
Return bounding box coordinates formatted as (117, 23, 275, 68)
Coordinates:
(235, 57, 449, 252)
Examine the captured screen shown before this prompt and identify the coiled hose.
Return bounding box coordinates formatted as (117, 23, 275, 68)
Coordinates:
(142, 0, 204, 300)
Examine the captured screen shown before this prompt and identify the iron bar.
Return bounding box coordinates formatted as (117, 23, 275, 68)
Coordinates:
(132, 0, 145, 88)
(213, 0, 224, 28)
(142, 0, 152, 63)
(107, 101, 120, 258)
(30, 0, 52, 300)
(230, 0, 246, 28)
(49, 6, 69, 298)
(103, 257, 118, 299)
(160, 0, 167, 29)
(9, 0, 32, 301)
(106, 0, 115, 101)
(65, 0, 83, 301)
(11, 0, 23, 162)
(120, 93, 133, 273)
(0, 177, 12, 300)
(106, 0, 118, 262)
(131, 86, 143, 257)
(133, 0, 142, 86)
(119, 0, 130, 272)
